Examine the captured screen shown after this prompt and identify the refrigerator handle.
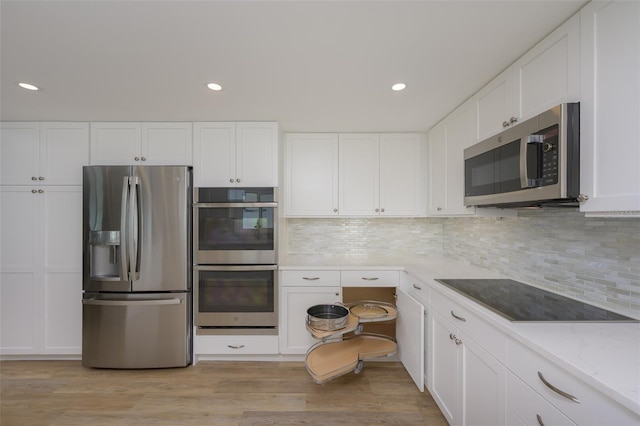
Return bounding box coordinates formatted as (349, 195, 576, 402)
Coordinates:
(129, 176, 141, 281)
(82, 297, 184, 306)
(120, 176, 130, 281)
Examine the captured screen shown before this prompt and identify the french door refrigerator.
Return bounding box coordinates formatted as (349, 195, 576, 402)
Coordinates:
(82, 165, 192, 368)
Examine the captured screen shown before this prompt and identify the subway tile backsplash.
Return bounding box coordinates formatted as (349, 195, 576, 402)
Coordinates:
(286, 209, 640, 318)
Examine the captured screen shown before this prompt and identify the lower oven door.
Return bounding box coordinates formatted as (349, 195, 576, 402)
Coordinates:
(194, 265, 278, 331)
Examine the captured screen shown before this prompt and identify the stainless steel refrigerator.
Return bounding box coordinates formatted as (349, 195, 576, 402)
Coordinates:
(82, 165, 192, 368)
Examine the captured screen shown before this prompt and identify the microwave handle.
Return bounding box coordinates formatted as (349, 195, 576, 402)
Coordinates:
(520, 135, 544, 188)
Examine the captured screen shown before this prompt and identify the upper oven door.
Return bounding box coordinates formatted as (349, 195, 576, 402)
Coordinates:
(194, 188, 277, 264)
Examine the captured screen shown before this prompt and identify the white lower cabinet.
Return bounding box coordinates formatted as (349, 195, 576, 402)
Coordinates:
(0, 186, 82, 355)
(428, 292, 507, 426)
(279, 285, 341, 354)
(507, 371, 576, 426)
(507, 338, 639, 426)
(195, 335, 279, 355)
(396, 287, 424, 391)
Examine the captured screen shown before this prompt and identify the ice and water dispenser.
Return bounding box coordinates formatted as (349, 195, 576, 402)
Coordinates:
(89, 230, 120, 279)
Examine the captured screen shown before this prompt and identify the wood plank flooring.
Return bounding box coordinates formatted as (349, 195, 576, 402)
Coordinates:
(1, 360, 448, 426)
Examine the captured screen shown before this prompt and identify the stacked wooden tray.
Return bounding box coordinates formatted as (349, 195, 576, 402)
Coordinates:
(305, 301, 398, 384)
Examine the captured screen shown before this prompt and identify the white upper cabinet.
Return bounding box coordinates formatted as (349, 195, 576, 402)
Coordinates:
(1, 122, 89, 185)
(475, 14, 580, 141)
(379, 134, 425, 216)
(579, 0, 640, 215)
(339, 133, 425, 217)
(428, 99, 477, 216)
(193, 122, 278, 187)
(90, 122, 192, 166)
(339, 133, 380, 216)
(284, 133, 339, 216)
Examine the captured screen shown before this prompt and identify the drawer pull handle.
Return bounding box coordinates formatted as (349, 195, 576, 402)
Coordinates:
(303, 277, 320, 281)
(537, 371, 580, 403)
(536, 414, 545, 426)
(450, 310, 467, 322)
(228, 345, 245, 349)
(412, 283, 422, 290)
(361, 277, 379, 281)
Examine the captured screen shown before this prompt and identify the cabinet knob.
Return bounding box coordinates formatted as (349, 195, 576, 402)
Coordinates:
(577, 194, 589, 203)
(38, 176, 45, 180)
(31, 176, 38, 181)
(141, 157, 146, 161)
(437, 207, 442, 211)
(236, 178, 241, 183)
(536, 414, 545, 426)
(502, 121, 509, 128)
(380, 208, 385, 213)
(375, 208, 380, 212)
(134, 157, 140, 161)
(32, 189, 38, 193)
(230, 178, 235, 183)
(38, 189, 44, 194)
(333, 208, 338, 213)
(454, 338, 462, 345)
(335, 292, 339, 296)
(510, 116, 518, 124)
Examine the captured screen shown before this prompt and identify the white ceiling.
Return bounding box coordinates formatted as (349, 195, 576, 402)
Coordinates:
(1, 0, 587, 132)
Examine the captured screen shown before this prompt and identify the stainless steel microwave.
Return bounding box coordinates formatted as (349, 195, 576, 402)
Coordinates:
(464, 103, 581, 208)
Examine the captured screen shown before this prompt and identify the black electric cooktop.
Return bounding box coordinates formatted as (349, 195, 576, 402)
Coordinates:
(435, 279, 639, 322)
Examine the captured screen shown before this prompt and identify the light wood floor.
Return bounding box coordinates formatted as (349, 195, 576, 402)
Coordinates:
(1, 360, 448, 426)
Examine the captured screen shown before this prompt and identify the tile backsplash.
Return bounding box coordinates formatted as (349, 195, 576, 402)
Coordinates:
(286, 209, 640, 318)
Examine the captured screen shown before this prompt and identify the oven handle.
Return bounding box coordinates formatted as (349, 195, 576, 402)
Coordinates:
(194, 265, 278, 272)
(194, 202, 278, 208)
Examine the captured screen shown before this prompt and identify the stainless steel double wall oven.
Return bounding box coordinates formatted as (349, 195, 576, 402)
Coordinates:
(193, 187, 278, 335)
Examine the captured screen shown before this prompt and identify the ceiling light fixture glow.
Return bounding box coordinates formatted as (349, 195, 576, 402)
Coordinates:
(391, 83, 406, 91)
(18, 82, 39, 91)
(207, 83, 222, 91)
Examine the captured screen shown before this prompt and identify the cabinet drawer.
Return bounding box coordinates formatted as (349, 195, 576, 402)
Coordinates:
(280, 270, 340, 287)
(195, 335, 278, 355)
(430, 288, 506, 363)
(340, 270, 400, 287)
(406, 274, 429, 305)
(507, 339, 638, 426)
(507, 371, 576, 426)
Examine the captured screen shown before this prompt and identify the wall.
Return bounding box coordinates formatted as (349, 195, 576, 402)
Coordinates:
(286, 210, 640, 318)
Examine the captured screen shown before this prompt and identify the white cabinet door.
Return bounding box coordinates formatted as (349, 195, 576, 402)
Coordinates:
(0, 122, 40, 185)
(0, 186, 82, 355)
(41, 187, 82, 354)
(513, 14, 580, 121)
(193, 122, 236, 187)
(476, 68, 515, 142)
(339, 133, 380, 216)
(1, 122, 88, 185)
(429, 309, 459, 425)
(236, 122, 279, 187)
(460, 333, 507, 426)
(279, 286, 341, 354)
(580, 0, 640, 214)
(90, 123, 142, 165)
(427, 121, 447, 215)
(428, 100, 477, 216)
(379, 133, 425, 216)
(0, 187, 41, 354)
(141, 123, 192, 166)
(40, 123, 89, 185)
(284, 133, 339, 216)
(396, 287, 424, 391)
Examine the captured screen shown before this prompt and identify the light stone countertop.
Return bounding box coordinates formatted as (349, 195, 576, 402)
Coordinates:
(279, 255, 640, 417)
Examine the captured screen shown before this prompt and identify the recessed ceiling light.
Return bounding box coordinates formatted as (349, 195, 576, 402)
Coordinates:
(207, 83, 222, 91)
(18, 82, 39, 91)
(391, 83, 406, 91)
